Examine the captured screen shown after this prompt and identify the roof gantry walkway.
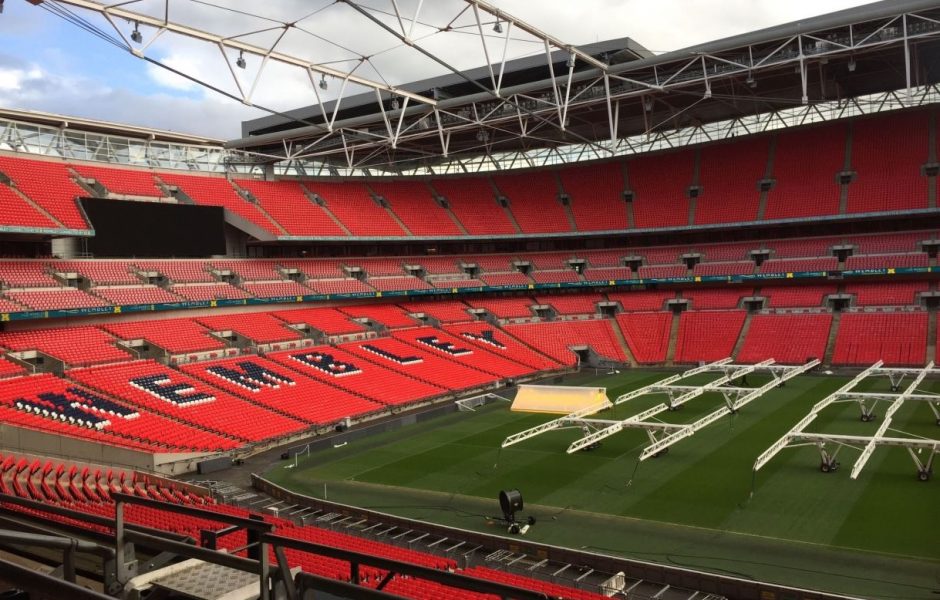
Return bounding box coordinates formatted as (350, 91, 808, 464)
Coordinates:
(753, 361, 940, 481)
(502, 358, 820, 461)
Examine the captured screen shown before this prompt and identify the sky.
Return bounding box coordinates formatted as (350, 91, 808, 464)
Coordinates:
(0, 0, 877, 140)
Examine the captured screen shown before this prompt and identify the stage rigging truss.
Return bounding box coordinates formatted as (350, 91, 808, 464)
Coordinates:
(753, 361, 940, 481)
(502, 358, 820, 460)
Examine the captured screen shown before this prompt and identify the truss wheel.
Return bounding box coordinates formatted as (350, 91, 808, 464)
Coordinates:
(860, 413, 876, 423)
(917, 469, 931, 482)
(653, 447, 669, 458)
(820, 462, 831, 473)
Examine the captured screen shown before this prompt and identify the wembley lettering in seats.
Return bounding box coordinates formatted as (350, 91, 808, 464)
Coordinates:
(416, 336, 472, 356)
(289, 352, 362, 377)
(460, 330, 506, 349)
(130, 374, 215, 407)
(206, 361, 295, 392)
(13, 388, 139, 429)
(361, 344, 422, 364)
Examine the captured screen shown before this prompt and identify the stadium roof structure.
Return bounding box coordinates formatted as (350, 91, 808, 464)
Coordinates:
(16, 0, 940, 176)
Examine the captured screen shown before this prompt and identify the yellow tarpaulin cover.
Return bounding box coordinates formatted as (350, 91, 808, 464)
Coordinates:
(510, 385, 608, 415)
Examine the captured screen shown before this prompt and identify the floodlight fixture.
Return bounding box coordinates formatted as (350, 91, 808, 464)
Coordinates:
(566, 53, 576, 69)
(848, 58, 857, 72)
(391, 98, 400, 110)
(746, 73, 756, 87)
(319, 74, 328, 90)
(493, 20, 503, 34)
(130, 22, 142, 44)
(236, 51, 246, 69)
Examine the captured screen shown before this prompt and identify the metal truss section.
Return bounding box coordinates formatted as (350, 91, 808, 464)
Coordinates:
(754, 362, 940, 481)
(502, 359, 820, 462)
(24, 0, 940, 174)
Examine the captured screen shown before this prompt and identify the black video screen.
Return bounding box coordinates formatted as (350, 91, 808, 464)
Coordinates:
(80, 198, 226, 258)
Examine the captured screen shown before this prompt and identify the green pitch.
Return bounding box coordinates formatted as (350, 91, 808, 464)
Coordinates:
(266, 370, 940, 599)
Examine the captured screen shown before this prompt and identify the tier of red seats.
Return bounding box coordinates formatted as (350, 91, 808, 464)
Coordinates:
(103, 319, 225, 354)
(628, 150, 693, 228)
(180, 356, 383, 423)
(673, 310, 746, 363)
(171, 283, 252, 301)
(583, 267, 632, 281)
(211, 259, 282, 281)
(0, 184, 59, 229)
(348, 257, 405, 276)
(306, 181, 405, 237)
(368, 276, 432, 292)
(55, 260, 139, 285)
(306, 278, 375, 295)
(850, 231, 931, 254)
(136, 260, 215, 283)
(241, 281, 311, 298)
(692, 261, 754, 276)
(607, 291, 674, 311)
(737, 313, 832, 365)
(683, 288, 752, 309)
(0, 155, 88, 229)
(195, 313, 302, 343)
(272, 307, 366, 336)
(0, 298, 24, 313)
(766, 236, 839, 258)
(6, 288, 110, 311)
(0, 451, 611, 600)
(531, 270, 580, 284)
(764, 123, 845, 219)
(73, 164, 162, 197)
(343, 337, 498, 390)
(504, 320, 627, 365)
(280, 259, 347, 279)
(93, 286, 183, 306)
(480, 272, 530, 287)
(0, 261, 62, 287)
(559, 161, 628, 231)
(536, 293, 600, 315)
(339, 304, 419, 329)
(235, 179, 345, 237)
(468, 297, 533, 318)
(760, 257, 838, 273)
(615, 312, 671, 364)
(431, 178, 516, 235)
(0, 354, 27, 379)
(832, 312, 927, 366)
(269, 345, 444, 405)
(846, 281, 927, 306)
(399, 301, 472, 323)
(695, 137, 767, 224)
(0, 326, 130, 367)
(416, 256, 463, 274)
(638, 265, 688, 279)
(763, 285, 836, 308)
(392, 326, 534, 379)
(848, 112, 929, 213)
(0, 373, 237, 452)
(158, 172, 281, 235)
(369, 181, 463, 236)
(441, 322, 560, 371)
(695, 242, 758, 262)
(67, 360, 307, 442)
(493, 171, 571, 233)
(845, 253, 929, 270)
(431, 278, 485, 288)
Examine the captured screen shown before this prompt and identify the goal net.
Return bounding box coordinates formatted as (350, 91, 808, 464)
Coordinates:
(510, 385, 608, 415)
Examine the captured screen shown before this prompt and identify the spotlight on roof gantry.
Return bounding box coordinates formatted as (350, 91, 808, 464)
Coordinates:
(129, 21, 142, 44)
(493, 19, 503, 34)
(236, 51, 246, 69)
(319, 74, 328, 91)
